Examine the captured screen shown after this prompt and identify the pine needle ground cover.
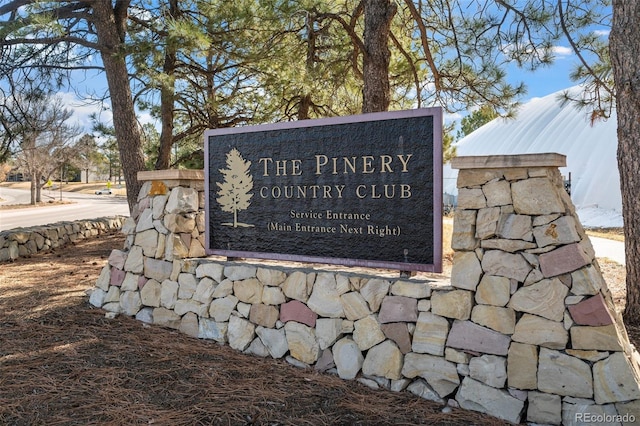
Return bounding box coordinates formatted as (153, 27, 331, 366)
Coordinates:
(0, 233, 510, 426)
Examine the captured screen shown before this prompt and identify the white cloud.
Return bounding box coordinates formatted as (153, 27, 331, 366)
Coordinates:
(552, 45, 573, 58)
(57, 91, 111, 134)
(57, 91, 159, 135)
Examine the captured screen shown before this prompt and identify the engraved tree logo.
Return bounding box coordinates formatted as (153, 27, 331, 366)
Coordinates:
(216, 148, 254, 228)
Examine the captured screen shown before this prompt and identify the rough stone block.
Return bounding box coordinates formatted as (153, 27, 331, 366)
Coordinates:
(307, 273, 345, 318)
(482, 179, 512, 207)
(450, 251, 482, 291)
(511, 314, 568, 350)
(401, 353, 460, 398)
(570, 324, 624, 352)
(568, 293, 615, 326)
(507, 342, 538, 390)
(340, 291, 372, 321)
(455, 377, 524, 424)
(481, 250, 531, 282)
(249, 304, 279, 328)
(451, 209, 478, 251)
(431, 290, 473, 320)
(279, 300, 317, 327)
(110, 267, 126, 287)
(475, 207, 501, 239)
(381, 322, 412, 354)
(593, 352, 640, 404)
(390, 280, 431, 298)
(353, 315, 385, 351)
(360, 278, 391, 312)
(281, 271, 310, 302)
(475, 275, 511, 306)
(533, 216, 581, 248)
(446, 320, 511, 356)
(539, 243, 592, 278)
(527, 391, 561, 425)
(362, 340, 403, 380)
(412, 312, 449, 356)
(507, 277, 568, 321)
(333, 337, 363, 380)
(256, 326, 288, 358)
(284, 321, 319, 365)
(233, 278, 263, 304)
(471, 305, 515, 335)
(378, 295, 418, 323)
(228, 315, 256, 352)
(511, 177, 565, 215)
(538, 348, 593, 398)
(457, 187, 487, 209)
(468, 354, 507, 388)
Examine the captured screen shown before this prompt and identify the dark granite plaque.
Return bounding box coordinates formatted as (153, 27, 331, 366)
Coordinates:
(204, 108, 442, 272)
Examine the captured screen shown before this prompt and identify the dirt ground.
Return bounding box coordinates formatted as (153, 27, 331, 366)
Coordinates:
(0, 230, 632, 426)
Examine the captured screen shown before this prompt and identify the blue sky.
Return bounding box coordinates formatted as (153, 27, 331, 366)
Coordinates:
(61, 44, 580, 135)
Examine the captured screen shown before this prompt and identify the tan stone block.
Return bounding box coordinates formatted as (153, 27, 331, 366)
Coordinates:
(431, 289, 473, 320)
(458, 187, 487, 209)
(476, 207, 501, 239)
(281, 271, 310, 302)
(401, 353, 460, 398)
(249, 304, 279, 328)
(412, 312, 449, 356)
(481, 250, 531, 282)
(475, 275, 511, 306)
(593, 352, 640, 404)
(451, 251, 482, 291)
(507, 342, 538, 390)
(507, 277, 568, 321)
(512, 177, 565, 215)
(570, 324, 624, 351)
(538, 348, 593, 398)
(451, 209, 478, 251)
(482, 179, 512, 207)
(362, 340, 403, 380)
(457, 169, 503, 187)
(512, 314, 568, 350)
(341, 291, 372, 321)
(471, 305, 516, 335)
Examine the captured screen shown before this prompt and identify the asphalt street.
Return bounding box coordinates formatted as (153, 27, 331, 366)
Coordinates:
(0, 187, 129, 231)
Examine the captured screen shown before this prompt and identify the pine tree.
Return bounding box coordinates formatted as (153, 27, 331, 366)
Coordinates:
(216, 148, 254, 228)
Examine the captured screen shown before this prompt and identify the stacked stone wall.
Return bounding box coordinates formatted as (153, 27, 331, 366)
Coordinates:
(0, 216, 125, 262)
(89, 162, 640, 425)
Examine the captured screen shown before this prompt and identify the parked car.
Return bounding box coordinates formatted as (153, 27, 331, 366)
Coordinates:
(95, 188, 112, 195)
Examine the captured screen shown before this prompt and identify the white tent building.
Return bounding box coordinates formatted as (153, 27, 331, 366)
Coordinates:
(443, 86, 622, 227)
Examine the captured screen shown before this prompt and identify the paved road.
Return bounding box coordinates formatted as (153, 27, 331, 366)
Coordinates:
(0, 187, 130, 231)
(590, 236, 626, 266)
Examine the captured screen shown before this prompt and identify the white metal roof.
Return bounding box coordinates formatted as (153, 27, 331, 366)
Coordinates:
(444, 86, 622, 227)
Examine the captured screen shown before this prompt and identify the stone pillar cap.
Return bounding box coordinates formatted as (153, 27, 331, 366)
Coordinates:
(137, 169, 204, 181)
(450, 153, 566, 170)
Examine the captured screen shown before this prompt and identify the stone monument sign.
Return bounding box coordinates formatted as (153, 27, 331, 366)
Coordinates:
(204, 108, 443, 272)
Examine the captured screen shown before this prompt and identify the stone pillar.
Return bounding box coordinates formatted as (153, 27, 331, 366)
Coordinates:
(91, 170, 206, 320)
(451, 153, 640, 422)
(122, 169, 206, 261)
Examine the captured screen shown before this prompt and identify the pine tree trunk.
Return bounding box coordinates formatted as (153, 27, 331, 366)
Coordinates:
(362, 0, 396, 113)
(93, 0, 145, 213)
(155, 0, 179, 170)
(610, 0, 640, 324)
